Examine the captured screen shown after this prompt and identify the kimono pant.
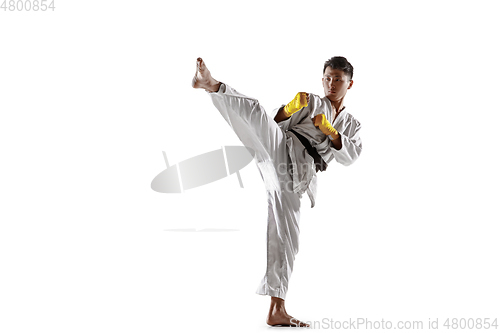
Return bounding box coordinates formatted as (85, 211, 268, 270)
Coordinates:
(208, 83, 301, 300)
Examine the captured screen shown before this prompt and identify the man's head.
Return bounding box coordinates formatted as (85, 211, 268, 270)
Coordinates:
(322, 56, 354, 103)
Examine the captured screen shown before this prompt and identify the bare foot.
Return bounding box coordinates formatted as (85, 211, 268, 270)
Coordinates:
(191, 57, 221, 92)
(266, 297, 310, 327)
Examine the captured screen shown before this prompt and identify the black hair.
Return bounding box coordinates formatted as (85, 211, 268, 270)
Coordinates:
(323, 56, 353, 80)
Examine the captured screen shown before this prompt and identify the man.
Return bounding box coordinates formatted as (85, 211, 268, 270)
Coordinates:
(192, 56, 362, 327)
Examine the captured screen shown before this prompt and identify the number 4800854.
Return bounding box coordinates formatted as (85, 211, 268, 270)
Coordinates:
(1, 0, 55, 11)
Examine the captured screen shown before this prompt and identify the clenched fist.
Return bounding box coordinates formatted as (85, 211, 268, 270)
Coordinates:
(284, 92, 309, 117)
(313, 114, 339, 139)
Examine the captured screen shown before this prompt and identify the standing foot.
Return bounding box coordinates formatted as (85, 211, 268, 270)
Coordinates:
(191, 57, 221, 92)
(266, 297, 310, 327)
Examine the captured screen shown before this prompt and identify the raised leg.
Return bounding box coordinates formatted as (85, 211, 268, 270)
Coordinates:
(193, 57, 307, 326)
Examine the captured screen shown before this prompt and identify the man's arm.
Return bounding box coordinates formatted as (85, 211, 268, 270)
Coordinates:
(330, 135, 342, 150)
(274, 106, 289, 123)
(313, 114, 362, 166)
(327, 119, 362, 166)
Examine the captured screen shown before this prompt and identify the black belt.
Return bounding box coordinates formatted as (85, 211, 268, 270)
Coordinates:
(289, 129, 328, 172)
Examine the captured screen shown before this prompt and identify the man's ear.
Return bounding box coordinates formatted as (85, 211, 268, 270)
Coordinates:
(348, 80, 354, 89)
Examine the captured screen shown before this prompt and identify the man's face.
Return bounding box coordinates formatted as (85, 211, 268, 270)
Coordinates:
(322, 66, 353, 103)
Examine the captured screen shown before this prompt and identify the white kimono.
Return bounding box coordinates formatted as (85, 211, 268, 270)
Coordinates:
(277, 93, 363, 207)
(208, 84, 362, 300)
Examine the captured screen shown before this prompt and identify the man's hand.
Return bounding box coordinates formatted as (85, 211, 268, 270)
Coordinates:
(313, 114, 342, 150)
(313, 114, 339, 138)
(274, 92, 310, 123)
(284, 92, 309, 117)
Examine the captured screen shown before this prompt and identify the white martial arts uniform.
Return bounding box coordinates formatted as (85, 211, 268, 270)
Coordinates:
(208, 83, 362, 300)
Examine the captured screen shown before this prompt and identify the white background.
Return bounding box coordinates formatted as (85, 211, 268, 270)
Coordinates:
(1, 0, 499, 332)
